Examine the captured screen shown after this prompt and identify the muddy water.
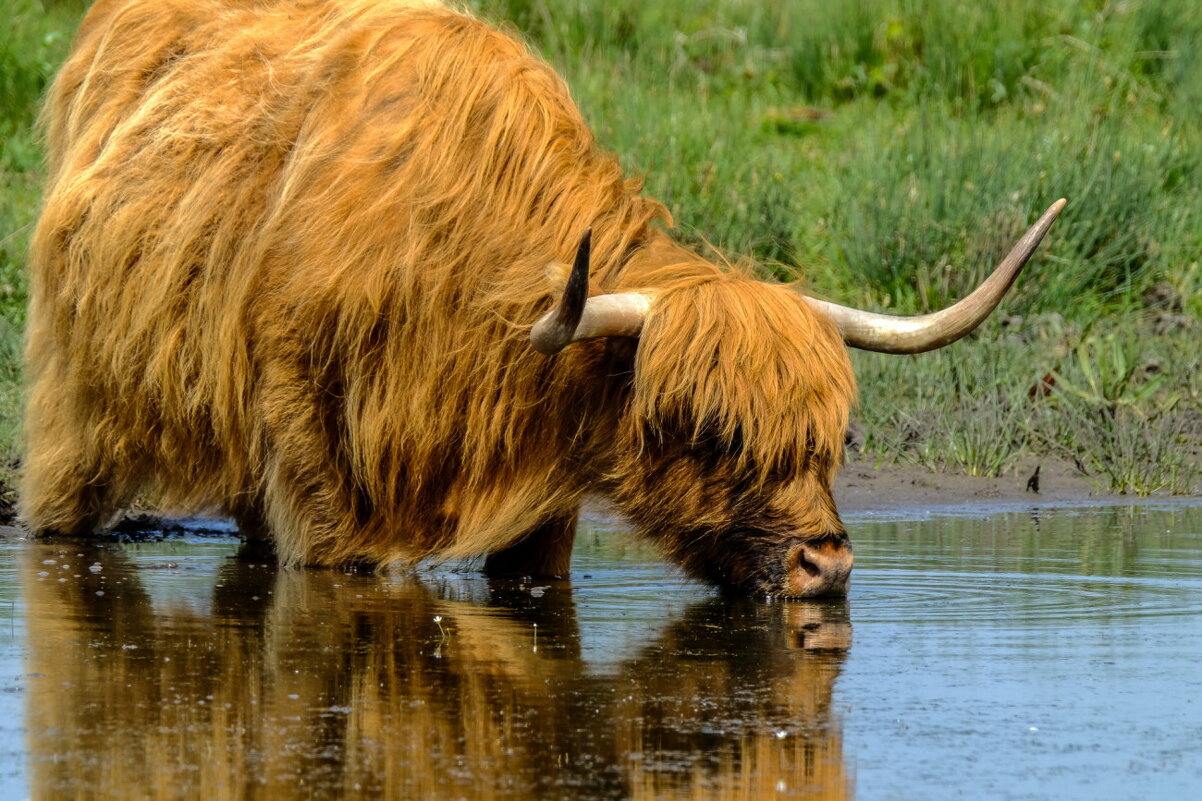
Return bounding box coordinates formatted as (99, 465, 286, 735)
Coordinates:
(1, 503, 1200, 799)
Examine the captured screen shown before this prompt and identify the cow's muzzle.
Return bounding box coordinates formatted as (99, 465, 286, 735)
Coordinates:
(785, 536, 853, 598)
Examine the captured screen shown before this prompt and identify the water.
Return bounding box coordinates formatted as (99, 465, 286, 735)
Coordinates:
(1, 502, 1201, 799)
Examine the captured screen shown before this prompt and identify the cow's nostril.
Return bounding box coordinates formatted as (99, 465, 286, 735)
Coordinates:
(796, 547, 821, 577)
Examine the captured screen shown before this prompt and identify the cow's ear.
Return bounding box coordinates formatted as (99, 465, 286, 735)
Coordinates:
(543, 261, 571, 293)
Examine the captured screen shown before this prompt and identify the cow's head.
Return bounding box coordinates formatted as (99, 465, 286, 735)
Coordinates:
(532, 201, 1064, 598)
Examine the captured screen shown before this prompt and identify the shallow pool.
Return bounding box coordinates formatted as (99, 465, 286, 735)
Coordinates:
(1, 502, 1200, 799)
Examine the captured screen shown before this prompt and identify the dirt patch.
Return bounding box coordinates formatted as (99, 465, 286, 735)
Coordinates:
(835, 456, 1113, 516)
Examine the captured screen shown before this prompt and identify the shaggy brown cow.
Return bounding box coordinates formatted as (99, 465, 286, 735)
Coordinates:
(22, 0, 1063, 597)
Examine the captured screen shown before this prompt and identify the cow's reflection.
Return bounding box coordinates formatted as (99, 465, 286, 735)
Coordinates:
(22, 541, 850, 799)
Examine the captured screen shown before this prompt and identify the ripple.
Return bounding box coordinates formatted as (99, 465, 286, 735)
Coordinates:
(851, 568, 1202, 624)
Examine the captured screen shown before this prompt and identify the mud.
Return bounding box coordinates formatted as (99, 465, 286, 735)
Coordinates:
(834, 456, 1109, 515)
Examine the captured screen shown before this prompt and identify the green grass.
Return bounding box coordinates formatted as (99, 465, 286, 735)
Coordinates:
(484, 0, 1202, 311)
(2, 0, 84, 322)
(0, 0, 1198, 497)
(852, 315, 1201, 494)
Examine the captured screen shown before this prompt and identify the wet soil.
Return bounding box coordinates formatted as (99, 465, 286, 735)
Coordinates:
(834, 455, 1106, 515)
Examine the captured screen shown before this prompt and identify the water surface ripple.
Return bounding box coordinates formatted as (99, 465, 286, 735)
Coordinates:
(0, 502, 1198, 799)
(840, 503, 1202, 800)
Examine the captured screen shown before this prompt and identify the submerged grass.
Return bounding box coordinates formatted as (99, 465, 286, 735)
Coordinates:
(0, 0, 1198, 497)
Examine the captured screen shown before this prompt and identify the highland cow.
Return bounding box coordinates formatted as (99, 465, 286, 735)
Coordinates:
(23, 0, 1063, 597)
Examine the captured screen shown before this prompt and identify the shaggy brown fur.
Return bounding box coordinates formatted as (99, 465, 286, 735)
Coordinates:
(23, 0, 856, 592)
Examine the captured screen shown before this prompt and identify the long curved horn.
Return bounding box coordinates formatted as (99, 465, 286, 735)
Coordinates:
(530, 230, 653, 354)
(805, 199, 1066, 354)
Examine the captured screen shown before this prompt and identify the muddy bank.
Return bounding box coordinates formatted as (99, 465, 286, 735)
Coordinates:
(834, 456, 1110, 516)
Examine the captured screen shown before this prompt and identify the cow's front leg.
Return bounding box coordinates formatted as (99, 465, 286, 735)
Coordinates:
(484, 513, 578, 579)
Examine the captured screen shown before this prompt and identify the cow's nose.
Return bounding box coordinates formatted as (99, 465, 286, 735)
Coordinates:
(786, 536, 853, 598)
